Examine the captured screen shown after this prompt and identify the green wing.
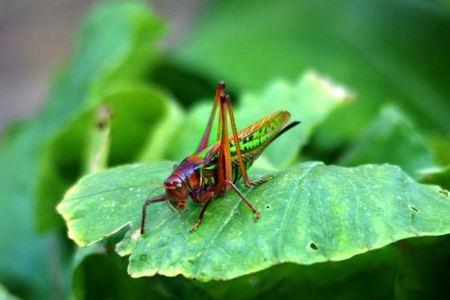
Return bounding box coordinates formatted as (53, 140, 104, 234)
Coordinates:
(200, 111, 293, 169)
(230, 110, 292, 166)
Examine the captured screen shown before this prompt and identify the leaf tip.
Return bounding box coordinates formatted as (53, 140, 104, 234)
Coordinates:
(304, 71, 355, 101)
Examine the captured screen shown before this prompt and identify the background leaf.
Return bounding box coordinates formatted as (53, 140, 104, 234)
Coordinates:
(84, 105, 112, 173)
(340, 105, 437, 178)
(429, 135, 450, 166)
(175, 0, 450, 149)
(419, 166, 450, 190)
(0, 2, 163, 298)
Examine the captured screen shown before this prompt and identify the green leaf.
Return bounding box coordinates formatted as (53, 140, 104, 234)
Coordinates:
(428, 135, 450, 166)
(83, 105, 112, 173)
(0, 2, 163, 297)
(138, 99, 184, 162)
(439, 0, 450, 9)
(58, 161, 450, 281)
(167, 72, 351, 169)
(175, 0, 450, 145)
(419, 166, 450, 190)
(340, 105, 437, 177)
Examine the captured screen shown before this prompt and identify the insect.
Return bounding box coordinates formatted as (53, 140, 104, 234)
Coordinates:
(141, 81, 300, 234)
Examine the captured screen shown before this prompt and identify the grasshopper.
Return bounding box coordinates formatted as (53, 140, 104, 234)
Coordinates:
(141, 82, 300, 234)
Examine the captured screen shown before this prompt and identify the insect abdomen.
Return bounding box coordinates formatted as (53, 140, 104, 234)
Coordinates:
(230, 111, 291, 164)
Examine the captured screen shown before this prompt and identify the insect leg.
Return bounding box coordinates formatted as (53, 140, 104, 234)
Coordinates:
(222, 94, 272, 187)
(196, 81, 226, 152)
(245, 175, 273, 187)
(216, 94, 233, 192)
(140, 194, 166, 235)
(226, 180, 261, 220)
(190, 200, 212, 232)
(217, 99, 223, 143)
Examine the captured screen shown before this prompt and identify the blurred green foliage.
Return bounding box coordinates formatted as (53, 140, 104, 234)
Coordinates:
(340, 105, 437, 177)
(175, 0, 450, 148)
(0, 2, 164, 299)
(0, 0, 449, 299)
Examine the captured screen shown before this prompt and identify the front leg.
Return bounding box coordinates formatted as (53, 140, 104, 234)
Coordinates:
(190, 188, 217, 232)
(190, 200, 212, 232)
(141, 194, 166, 235)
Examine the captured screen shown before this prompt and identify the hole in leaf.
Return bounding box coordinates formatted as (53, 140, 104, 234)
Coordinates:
(408, 204, 419, 213)
(265, 204, 271, 210)
(139, 254, 148, 262)
(309, 242, 319, 251)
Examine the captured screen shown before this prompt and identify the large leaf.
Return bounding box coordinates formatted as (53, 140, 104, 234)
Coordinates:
(0, 2, 163, 298)
(58, 161, 450, 281)
(175, 0, 450, 148)
(340, 105, 437, 177)
(166, 72, 351, 169)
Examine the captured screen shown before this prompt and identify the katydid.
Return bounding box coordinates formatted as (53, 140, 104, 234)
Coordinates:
(141, 82, 300, 234)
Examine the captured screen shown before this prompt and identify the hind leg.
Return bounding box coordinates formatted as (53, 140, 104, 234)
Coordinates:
(244, 174, 274, 187)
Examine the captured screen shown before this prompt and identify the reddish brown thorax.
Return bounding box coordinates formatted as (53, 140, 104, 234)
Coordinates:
(164, 155, 204, 211)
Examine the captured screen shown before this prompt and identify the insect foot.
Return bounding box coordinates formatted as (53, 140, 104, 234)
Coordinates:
(190, 222, 201, 233)
(254, 210, 261, 221)
(245, 175, 274, 187)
